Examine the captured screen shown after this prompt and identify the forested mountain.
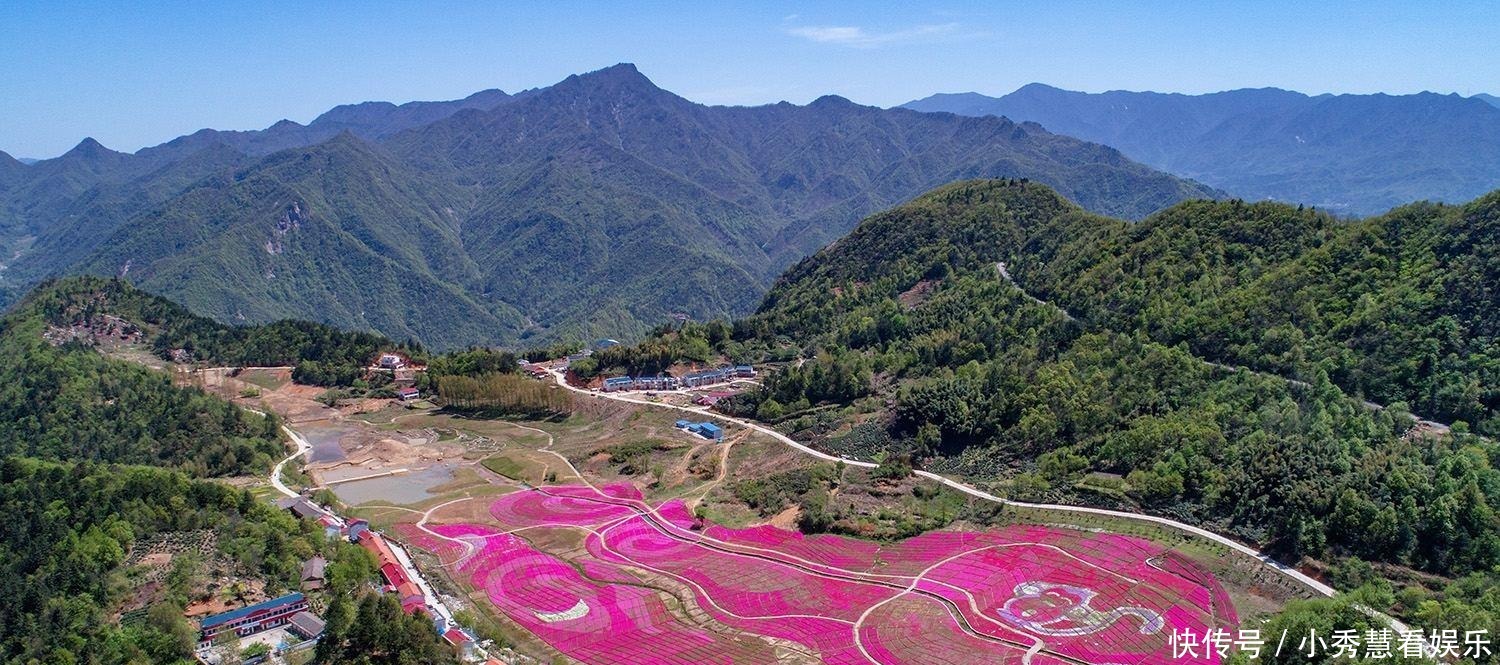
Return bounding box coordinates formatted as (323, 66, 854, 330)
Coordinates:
(0, 88, 515, 285)
(77, 133, 528, 346)
(902, 84, 1500, 215)
(627, 179, 1498, 575)
(134, 88, 515, 167)
(0, 151, 24, 191)
(0, 280, 288, 476)
(1, 64, 1216, 348)
(1477, 93, 1500, 109)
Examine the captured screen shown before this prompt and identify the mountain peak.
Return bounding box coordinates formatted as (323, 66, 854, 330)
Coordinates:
(809, 94, 856, 108)
(565, 62, 659, 91)
(461, 88, 510, 105)
(1010, 82, 1073, 97)
(62, 137, 124, 161)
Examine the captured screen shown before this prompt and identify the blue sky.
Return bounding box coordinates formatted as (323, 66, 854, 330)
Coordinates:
(3, 1, 1496, 157)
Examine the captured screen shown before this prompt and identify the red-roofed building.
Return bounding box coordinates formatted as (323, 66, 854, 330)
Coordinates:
(443, 627, 478, 660)
(360, 532, 426, 614)
(397, 581, 425, 612)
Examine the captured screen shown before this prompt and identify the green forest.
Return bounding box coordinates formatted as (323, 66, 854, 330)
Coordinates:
(0, 459, 350, 664)
(0, 280, 285, 476)
(708, 180, 1500, 575)
(589, 181, 1499, 592)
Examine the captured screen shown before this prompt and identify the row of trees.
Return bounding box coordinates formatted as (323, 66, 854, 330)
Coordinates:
(437, 372, 573, 417)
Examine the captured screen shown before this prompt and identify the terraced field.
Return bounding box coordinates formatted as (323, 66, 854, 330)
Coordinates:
(403, 483, 1237, 664)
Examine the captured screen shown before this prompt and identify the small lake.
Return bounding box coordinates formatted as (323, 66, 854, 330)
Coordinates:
(331, 463, 457, 506)
(302, 424, 353, 463)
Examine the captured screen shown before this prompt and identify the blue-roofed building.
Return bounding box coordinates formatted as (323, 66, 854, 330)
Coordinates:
(735, 365, 756, 377)
(198, 592, 309, 648)
(688, 422, 725, 441)
(675, 419, 690, 428)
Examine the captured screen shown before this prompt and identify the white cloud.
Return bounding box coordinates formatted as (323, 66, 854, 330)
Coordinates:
(785, 22, 966, 49)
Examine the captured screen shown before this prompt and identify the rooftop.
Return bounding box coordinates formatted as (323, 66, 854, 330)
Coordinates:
(200, 593, 305, 629)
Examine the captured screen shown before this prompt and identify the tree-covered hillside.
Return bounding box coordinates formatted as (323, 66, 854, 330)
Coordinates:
(0, 276, 441, 474)
(672, 180, 1498, 576)
(0, 281, 288, 476)
(1011, 193, 1499, 435)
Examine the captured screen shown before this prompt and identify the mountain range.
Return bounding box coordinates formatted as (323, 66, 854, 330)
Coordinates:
(903, 84, 1500, 215)
(0, 64, 1215, 348)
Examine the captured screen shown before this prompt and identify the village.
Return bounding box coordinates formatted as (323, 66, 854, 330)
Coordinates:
(190, 490, 482, 665)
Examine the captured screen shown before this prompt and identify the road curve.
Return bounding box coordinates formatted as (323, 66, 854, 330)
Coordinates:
(270, 424, 311, 498)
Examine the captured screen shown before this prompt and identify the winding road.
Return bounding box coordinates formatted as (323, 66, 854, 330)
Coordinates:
(550, 368, 1332, 598)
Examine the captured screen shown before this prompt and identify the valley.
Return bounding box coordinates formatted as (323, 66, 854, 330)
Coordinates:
(232, 364, 1253, 665)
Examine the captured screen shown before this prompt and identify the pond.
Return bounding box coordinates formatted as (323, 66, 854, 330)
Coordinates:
(331, 463, 457, 506)
(301, 423, 354, 463)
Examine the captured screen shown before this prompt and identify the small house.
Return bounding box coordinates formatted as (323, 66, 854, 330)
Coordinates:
(300, 556, 327, 591)
(443, 628, 479, 660)
(276, 495, 325, 521)
(396, 387, 421, 401)
(379, 354, 405, 369)
(288, 611, 326, 639)
(346, 519, 370, 543)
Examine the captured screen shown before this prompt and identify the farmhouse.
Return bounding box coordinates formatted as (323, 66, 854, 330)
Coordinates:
(276, 495, 326, 521)
(300, 555, 326, 591)
(197, 593, 309, 648)
(378, 353, 406, 369)
(694, 390, 738, 407)
(395, 386, 421, 401)
(442, 627, 479, 660)
(288, 611, 326, 639)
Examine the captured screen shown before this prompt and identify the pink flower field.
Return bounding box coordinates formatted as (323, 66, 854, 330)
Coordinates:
(404, 484, 1238, 664)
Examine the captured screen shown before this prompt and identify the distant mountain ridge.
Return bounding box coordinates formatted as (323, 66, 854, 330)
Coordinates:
(1, 64, 1217, 348)
(903, 84, 1500, 215)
